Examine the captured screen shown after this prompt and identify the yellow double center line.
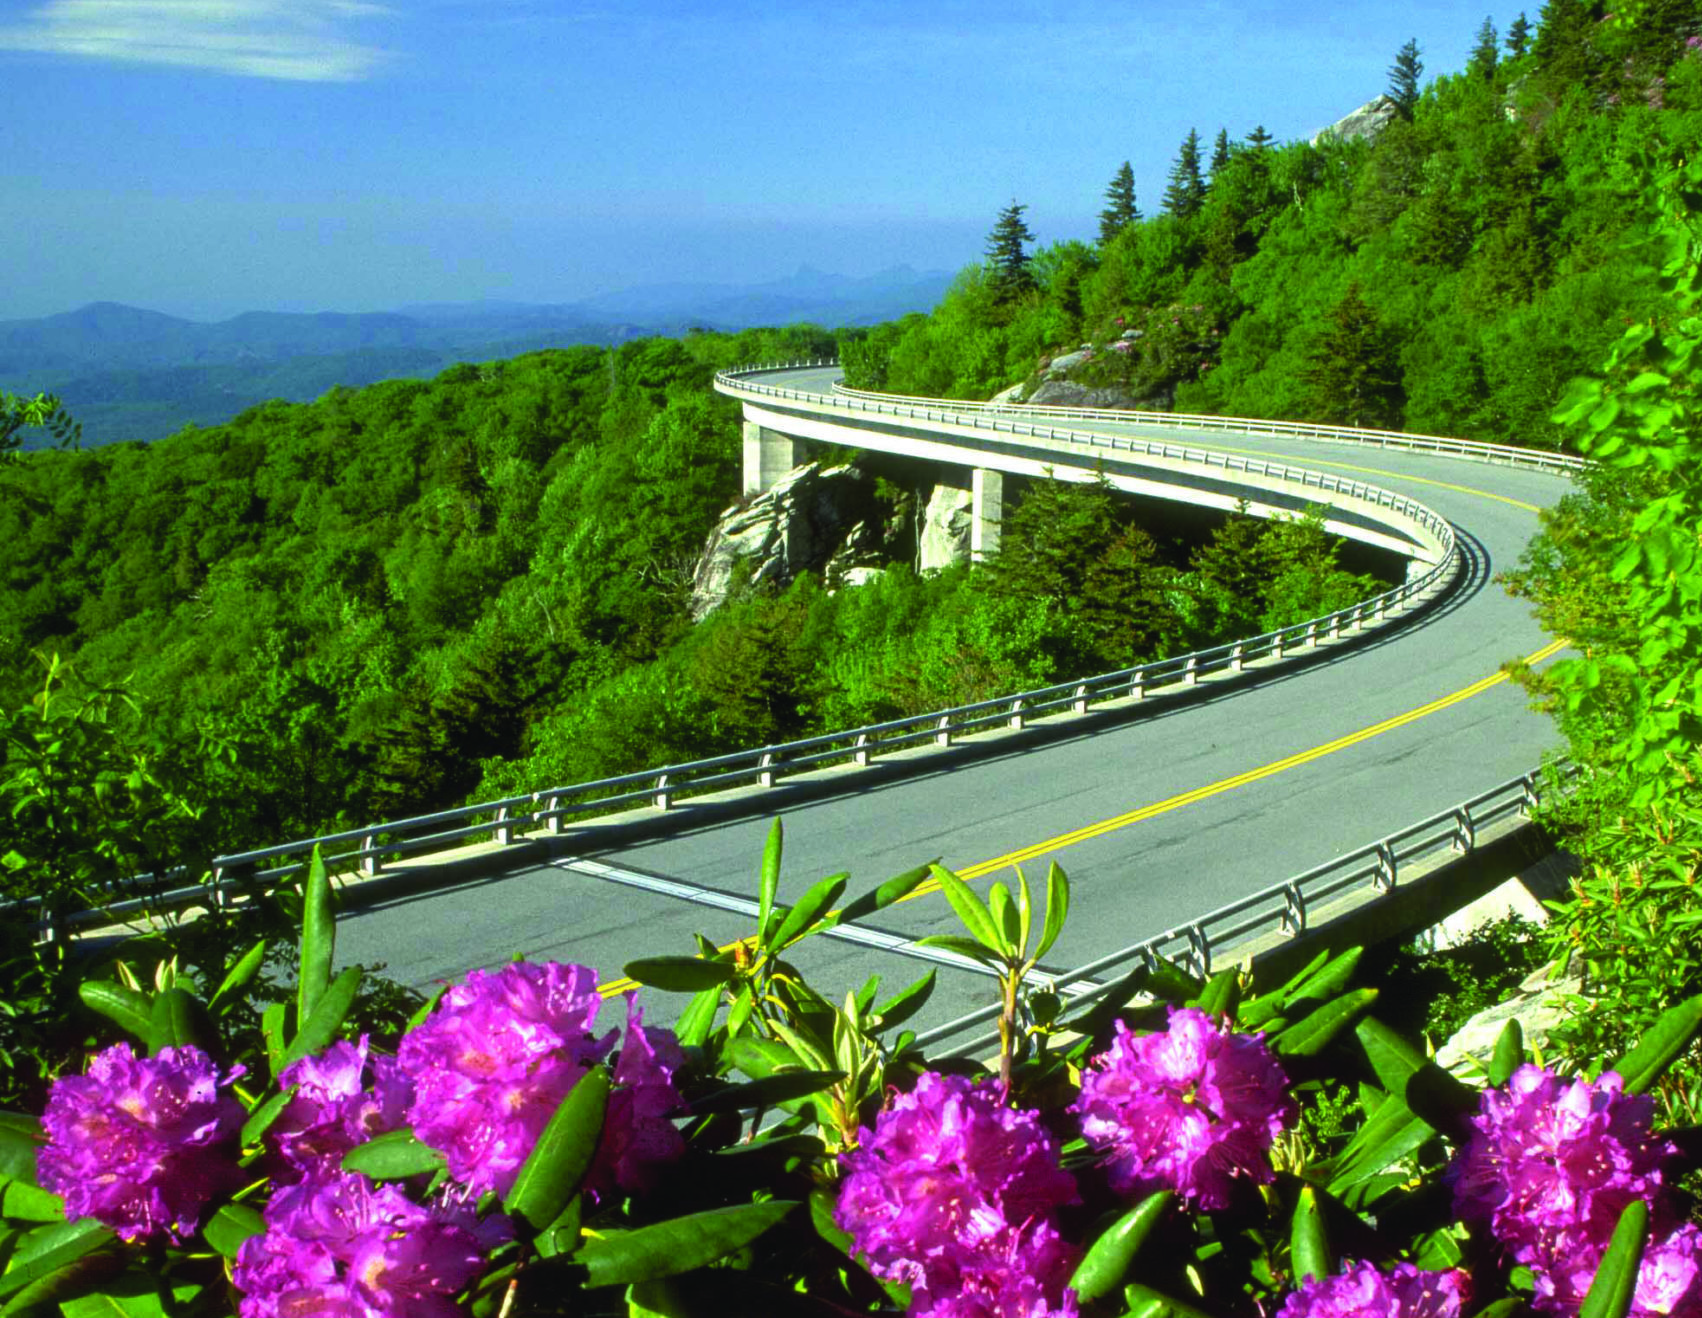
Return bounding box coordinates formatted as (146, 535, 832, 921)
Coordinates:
(594, 635, 1569, 997)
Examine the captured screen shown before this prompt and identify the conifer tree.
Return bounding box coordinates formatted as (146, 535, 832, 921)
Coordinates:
(1304, 284, 1405, 429)
(1387, 39, 1424, 118)
(1162, 130, 1207, 218)
(1208, 128, 1232, 183)
(1469, 17, 1500, 77)
(984, 200, 1037, 301)
(1098, 163, 1140, 244)
(1506, 11, 1531, 55)
(1244, 125, 1275, 154)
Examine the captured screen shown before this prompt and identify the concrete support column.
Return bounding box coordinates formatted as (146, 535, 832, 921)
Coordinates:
(742, 420, 805, 496)
(971, 467, 1003, 563)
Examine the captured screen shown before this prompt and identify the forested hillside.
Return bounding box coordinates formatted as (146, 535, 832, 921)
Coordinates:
(842, 6, 1701, 449)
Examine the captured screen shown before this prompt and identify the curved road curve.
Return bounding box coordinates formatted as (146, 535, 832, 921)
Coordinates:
(336, 367, 1573, 1036)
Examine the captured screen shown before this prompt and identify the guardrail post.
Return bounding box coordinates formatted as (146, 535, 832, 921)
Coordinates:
(1330, 612, 1344, 640)
(546, 795, 564, 835)
(1374, 841, 1396, 891)
(38, 907, 57, 947)
(935, 716, 952, 747)
(853, 733, 872, 767)
(361, 832, 382, 878)
(496, 805, 514, 846)
(1454, 809, 1476, 852)
(1130, 670, 1145, 700)
(1073, 683, 1090, 714)
(1282, 884, 1307, 936)
(1185, 656, 1199, 686)
(654, 774, 672, 811)
(1231, 643, 1245, 673)
(759, 752, 777, 788)
(1305, 622, 1318, 649)
(1186, 924, 1212, 979)
(1009, 700, 1025, 731)
(1520, 774, 1540, 815)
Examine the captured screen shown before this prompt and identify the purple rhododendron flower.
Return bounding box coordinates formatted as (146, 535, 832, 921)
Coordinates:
(1071, 1007, 1294, 1209)
(837, 1071, 1080, 1318)
(588, 997, 688, 1197)
(1449, 1065, 1702, 1316)
(273, 1037, 414, 1182)
(38, 1041, 243, 1242)
(1274, 1261, 1467, 1317)
(397, 961, 684, 1199)
(234, 1171, 510, 1318)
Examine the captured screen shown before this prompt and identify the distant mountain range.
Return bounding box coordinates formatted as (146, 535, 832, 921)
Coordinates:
(2, 264, 953, 447)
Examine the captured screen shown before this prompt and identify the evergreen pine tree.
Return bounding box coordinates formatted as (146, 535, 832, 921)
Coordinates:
(1387, 39, 1424, 118)
(1098, 162, 1140, 244)
(984, 200, 1037, 301)
(1245, 124, 1275, 153)
(1303, 284, 1405, 429)
(1162, 130, 1207, 218)
(1208, 128, 1232, 183)
(1532, 0, 1599, 88)
(1469, 17, 1500, 77)
(1506, 11, 1531, 55)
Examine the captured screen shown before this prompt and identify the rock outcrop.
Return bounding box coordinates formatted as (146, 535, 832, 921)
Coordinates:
(1026, 379, 1149, 409)
(1310, 95, 1402, 147)
(690, 462, 882, 619)
(918, 482, 973, 572)
(1436, 956, 1583, 1081)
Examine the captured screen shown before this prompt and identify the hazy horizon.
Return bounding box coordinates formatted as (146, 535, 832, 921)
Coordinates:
(6, 1, 1521, 322)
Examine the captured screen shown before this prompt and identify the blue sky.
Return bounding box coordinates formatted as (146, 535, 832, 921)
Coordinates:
(4, 1, 1524, 321)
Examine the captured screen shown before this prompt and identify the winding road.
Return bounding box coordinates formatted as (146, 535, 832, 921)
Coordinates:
(334, 366, 1574, 1040)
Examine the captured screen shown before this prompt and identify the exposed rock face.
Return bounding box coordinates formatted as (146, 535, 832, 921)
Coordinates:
(1310, 95, 1401, 147)
(690, 462, 880, 619)
(1026, 379, 1149, 409)
(988, 382, 1025, 407)
(1435, 957, 1584, 1081)
(918, 482, 973, 573)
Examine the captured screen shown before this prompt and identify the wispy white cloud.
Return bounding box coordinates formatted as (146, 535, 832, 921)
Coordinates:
(0, 0, 394, 81)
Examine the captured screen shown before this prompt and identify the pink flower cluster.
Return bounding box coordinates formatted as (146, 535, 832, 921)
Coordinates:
(38, 1042, 243, 1242)
(397, 961, 684, 1200)
(1071, 1008, 1295, 1209)
(1275, 1261, 1467, 1317)
(234, 1171, 510, 1318)
(1450, 1065, 1702, 1316)
(836, 1072, 1081, 1318)
(272, 1036, 414, 1183)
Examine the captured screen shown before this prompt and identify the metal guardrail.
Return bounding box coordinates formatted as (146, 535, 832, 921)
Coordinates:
(826, 380, 1589, 475)
(912, 760, 1578, 1052)
(23, 359, 1558, 941)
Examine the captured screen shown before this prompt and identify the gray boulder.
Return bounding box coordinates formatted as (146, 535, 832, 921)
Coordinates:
(1311, 95, 1401, 147)
(1026, 379, 1151, 410)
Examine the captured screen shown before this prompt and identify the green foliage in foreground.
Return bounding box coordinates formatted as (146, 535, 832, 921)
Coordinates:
(3, 816, 1700, 1318)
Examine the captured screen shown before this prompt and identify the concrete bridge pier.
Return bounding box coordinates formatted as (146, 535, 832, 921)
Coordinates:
(972, 467, 1003, 562)
(742, 421, 805, 497)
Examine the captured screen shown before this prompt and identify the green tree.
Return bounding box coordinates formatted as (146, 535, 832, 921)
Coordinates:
(1208, 128, 1232, 182)
(984, 200, 1038, 303)
(1506, 11, 1531, 54)
(1387, 38, 1424, 118)
(1303, 284, 1405, 429)
(1, 391, 79, 461)
(1245, 124, 1275, 153)
(1162, 129, 1208, 218)
(1469, 16, 1500, 78)
(1098, 162, 1140, 244)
